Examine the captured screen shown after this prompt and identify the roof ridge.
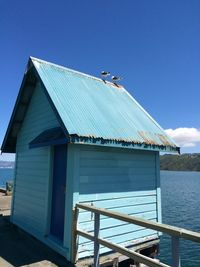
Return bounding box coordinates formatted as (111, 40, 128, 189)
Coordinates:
(30, 56, 124, 88)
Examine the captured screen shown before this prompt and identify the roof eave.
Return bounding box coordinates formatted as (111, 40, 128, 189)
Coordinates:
(1, 59, 37, 153)
(1, 57, 70, 153)
(68, 135, 180, 153)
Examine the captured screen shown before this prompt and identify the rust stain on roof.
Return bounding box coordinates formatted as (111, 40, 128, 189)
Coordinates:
(157, 134, 174, 147)
(68, 133, 180, 153)
(138, 131, 157, 145)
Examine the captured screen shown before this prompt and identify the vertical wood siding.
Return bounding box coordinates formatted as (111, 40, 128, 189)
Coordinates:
(77, 146, 160, 258)
(12, 82, 60, 237)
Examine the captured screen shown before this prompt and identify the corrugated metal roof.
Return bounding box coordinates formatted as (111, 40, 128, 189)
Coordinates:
(31, 57, 179, 153)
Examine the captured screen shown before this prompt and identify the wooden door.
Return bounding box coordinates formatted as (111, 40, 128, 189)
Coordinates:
(50, 145, 67, 241)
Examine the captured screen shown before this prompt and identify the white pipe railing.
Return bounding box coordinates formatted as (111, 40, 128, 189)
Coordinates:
(73, 203, 200, 267)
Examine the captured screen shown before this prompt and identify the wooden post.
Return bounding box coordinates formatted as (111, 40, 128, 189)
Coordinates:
(94, 213, 100, 267)
(71, 207, 79, 263)
(172, 236, 180, 267)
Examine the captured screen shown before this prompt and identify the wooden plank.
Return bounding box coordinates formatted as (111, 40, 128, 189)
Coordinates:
(64, 145, 80, 261)
(78, 234, 158, 258)
(17, 155, 49, 162)
(77, 204, 200, 243)
(14, 187, 46, 200)
(80, 147, 155, 159)
(79, 195, 156, 209)
(14, 211, 45, 231)
(13, 216, 45, 236)
(80, 166, 155, 176)
(79, 183, 156, 195)
(77, 229, 170, 267)
(80, 174, 156, 185)
(78, 203, 156, 222)
(14, 82, 60, 242)
(78, 228, 158, 246)
(16, 159, 49, 169)
(71, 208, 79, 263)
(79, 211, 157, 231)
(77, 239, 159, 266)
(79, 231, 159, 253)
(80, 218, 157, 237)
(79, 190, 157, 202)
(171, 237, 180, 267)
(80, 159, 155, 168)
(78, 234, 158, 252)
(79, 177, 156, 188)
(77, 144, 159, 259)
(14, 196, 45, 209)
(80, 158, 155, 167)
(94, 213, 100, 267)
(16, 169, 49, 177)
(11, 152, 18, 219)
(15, 182, 46, 192)
(14, 201, 45, 218)
(14, 174, 48, 183)
(155, 152, 162, 225)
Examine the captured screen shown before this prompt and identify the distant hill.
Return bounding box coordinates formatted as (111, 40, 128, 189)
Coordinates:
(0, 161, 15, 168)
(160, 153, 200, 171)
(1, 155, 200, 171)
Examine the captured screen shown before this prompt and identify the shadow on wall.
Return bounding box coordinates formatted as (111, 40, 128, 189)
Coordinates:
(79, 174, 157, 194)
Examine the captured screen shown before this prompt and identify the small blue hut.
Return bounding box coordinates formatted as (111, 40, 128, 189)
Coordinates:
(1, 57, 179, 262)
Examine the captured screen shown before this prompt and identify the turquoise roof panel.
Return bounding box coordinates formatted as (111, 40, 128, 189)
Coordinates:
(31, 57, 179, 152)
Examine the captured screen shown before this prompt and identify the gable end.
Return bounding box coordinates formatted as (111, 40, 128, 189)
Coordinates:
(1, 59, 68, 153)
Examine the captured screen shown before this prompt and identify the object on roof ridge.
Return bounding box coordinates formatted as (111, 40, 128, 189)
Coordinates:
(111, 75, 122, 82)
(1, 57, 180, 154)
(101, 71, 110, 78)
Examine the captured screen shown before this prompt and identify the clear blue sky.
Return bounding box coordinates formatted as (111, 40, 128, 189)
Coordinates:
(1, 0, 200, 161)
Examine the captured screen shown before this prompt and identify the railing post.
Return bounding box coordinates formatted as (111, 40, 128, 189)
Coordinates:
(72, 207, 79, 263)
(94, 212, 100, 267)
(172, 236, 180, 267)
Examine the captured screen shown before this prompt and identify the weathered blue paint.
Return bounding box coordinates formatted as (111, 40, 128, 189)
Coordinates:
(63, 144, 80, 260)
(10, 82, 69, 257)
(2, 57, 178, 263)
(73, 145, 160, 258)
(1, 57, 180, 153)
(155, 152, 162, 232)
(50, 145, 67, 241)
(94, 213, 100, 267)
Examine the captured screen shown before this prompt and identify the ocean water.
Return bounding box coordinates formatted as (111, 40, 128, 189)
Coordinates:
(0, 168, 14, 188)
(160, 171, 200, 267)
(0, 169, 199, 265)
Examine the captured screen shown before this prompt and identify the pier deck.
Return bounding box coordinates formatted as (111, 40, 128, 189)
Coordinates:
(0, 194, 73, 267)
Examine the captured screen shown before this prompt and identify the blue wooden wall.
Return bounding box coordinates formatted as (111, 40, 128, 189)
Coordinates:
(11, 82, 69, 256)
(11, 81, 161, 261)
(72, 146, 161, 259)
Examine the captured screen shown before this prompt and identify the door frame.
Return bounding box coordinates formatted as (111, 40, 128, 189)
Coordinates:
(46, 145, 68, 244)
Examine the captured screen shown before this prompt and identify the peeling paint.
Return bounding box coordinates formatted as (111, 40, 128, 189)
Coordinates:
(138, 131, 156, 145)
(69, 134, 179, 153)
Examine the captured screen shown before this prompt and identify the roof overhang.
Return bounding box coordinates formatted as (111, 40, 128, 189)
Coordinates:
(1, 58, 69, 153)
(2, 57, 180, 154)
(69, 135, 180, 153)
(29, 127, 68, 149)
(1, 61, 37, 153)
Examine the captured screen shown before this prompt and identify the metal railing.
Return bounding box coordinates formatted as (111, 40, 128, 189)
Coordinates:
(73, 203, 200, 267)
